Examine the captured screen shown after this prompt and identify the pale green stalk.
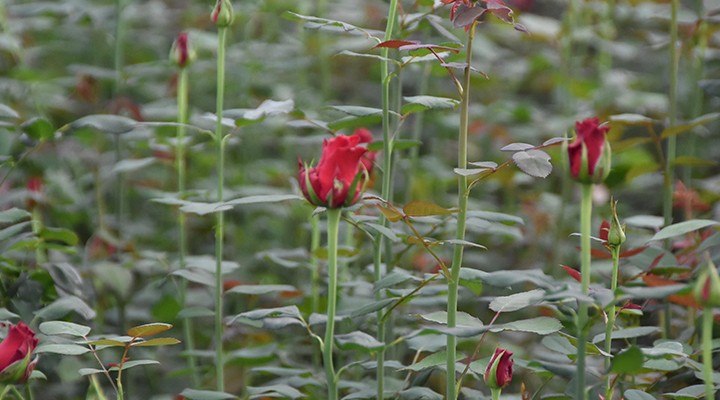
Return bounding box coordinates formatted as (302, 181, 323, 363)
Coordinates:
(373, 0, 399, 396)
(684, 0, 707, 182)
(213, 25, 228, 393)
(176, 66, 200, 386)
(598, 0, 615, 76)
(113, 0, 126, 237)
(702, 306, 715, 400)
(324, 208, 342, 400)
(576, 183, 592, 400)
(663, 0, 679, 228)
(604, 246, 621, 400)
(446, 21, 476, 400)
(491, 388, 501, 400)
(310, 213, 321, 369)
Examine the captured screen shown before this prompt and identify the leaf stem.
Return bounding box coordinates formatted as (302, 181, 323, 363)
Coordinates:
(446, 21, 476, 400)
(324, 208, 342, 400)
(663, 0, 679, 229)
(213, 25, 228, 393)
(576, 182, 592, 400)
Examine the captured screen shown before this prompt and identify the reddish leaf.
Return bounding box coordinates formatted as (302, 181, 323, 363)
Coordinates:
(642, 275, 699, 309)
(561, 265, 582, 283)
(374, 40, 418, 49)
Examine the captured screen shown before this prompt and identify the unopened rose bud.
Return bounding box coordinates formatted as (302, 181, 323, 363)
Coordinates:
(607, 199, 625, 248)
(693, 261, 720, 308)
(566, 117, 611, 184)
(169, 32, 196, 69)
(211, 0, 234, 27)
(485, 347, 513, 390)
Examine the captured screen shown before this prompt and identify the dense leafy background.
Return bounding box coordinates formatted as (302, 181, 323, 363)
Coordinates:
(0, 0, 719, 399)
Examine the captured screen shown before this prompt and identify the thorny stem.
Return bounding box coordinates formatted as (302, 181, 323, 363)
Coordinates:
(324, 208, 342, 400)
(213, 25, 228, 393)
(373, 0, 399, 397)
(576, 183, 593, 400)
(446, 21, 476, 400)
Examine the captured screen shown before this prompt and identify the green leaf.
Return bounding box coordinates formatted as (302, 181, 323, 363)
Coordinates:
(660, 112, 720, 139)
(335, 331, 384, 351)
(664, 385, 707, 399)
(0, 208, 31, 225)
(611, 345, 644, 374)
(247, 384, 305, 400)
(374, 270, 421, 291)
(84, 339, 127, 347)
(327, 114, 382, 131)
(34, 344, 90, 355)
(127, 323, 173, 338)
(21, 117, 54, 141)
(225, 284, 298, 295)
(65, 114, 137, 135)
(228, 306, 302, 323)
(35, 296, 96, 320)
(225, 194, 302, 207)
(130, 337, 181, 347)
(620, 284, 687, 299)
(180, 201, 233, 216)
(328, 105, 384, 117)
(284, 11, 382, 38)
(402, 351, 446, 371)
(225, 99, 294, 126)
(39, 321, 91, 337)
(0, 308, 19, 320)
(512, 150, 552, 178)
(624, 215, 665, 230)
(180, 389, 237, 400)
(624, 389, 657, 400)
(112, 158, 155, 174)
(489, 289, 545, 312)
(398, 387, 443, 400)
(491, 317, 562, 335)
(671, 156, 717, 167)
(609, 113, 655, 125)
(111, 359, 160, 371)
(649, 219, 719, 242)
(501, 143, 535, 152)
(453, 168, 493, 177)
(177, 307, 215, 319)
(377, 205, 403, 222)
(348, 298, 395, 318)
(364, 222, 400, 242)
(0, 104, 19, 119)
(39, 227, 79, 246)
(401, 96, 459, 114)
(592, 326, 660, 344)
(418, 311, 483, 328)
(403, 200, 455, 217)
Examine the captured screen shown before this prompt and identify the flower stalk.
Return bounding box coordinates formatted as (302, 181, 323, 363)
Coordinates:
(213, 21, 229, 393)
(604, 245, 621, 399)
(323, 208, 342, 400)
(576, 182, 592, 400)
(373, 0, 399, 396)
(173, 41, 200, 386)
(446, 20, 477, 400)
(701, 306, 715, 400)
(663, 0, 679, 228)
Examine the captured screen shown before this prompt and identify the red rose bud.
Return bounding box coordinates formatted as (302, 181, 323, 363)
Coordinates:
(0, 322, 39, 384)
(170, 32, 196, 69)
(211, 0, 234, 27)
(26, 176, 43, 209)
(485, 347, 513, 390)
(693, 261, 720, 308)
(298, 132, 373, 209)
(566, 117, 611, 184)
(352, 128, 376, 175)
